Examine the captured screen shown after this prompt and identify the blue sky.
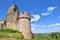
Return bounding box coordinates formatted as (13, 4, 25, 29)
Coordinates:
(0, 0, 60, 33)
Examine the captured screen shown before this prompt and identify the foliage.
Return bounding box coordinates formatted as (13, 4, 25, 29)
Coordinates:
(0, 29, 23, 40)
(0, 29, 60, 40)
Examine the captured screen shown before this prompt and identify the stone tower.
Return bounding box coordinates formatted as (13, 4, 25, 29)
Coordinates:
(5, 5, 19, 29)
(6, 5, 19, 23)
(18, 12, 32, 39)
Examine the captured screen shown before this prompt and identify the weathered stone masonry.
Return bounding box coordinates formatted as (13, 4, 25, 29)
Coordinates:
(0, 4, 32, 39)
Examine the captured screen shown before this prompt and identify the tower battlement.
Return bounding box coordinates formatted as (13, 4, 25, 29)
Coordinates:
(19, 11, 30, 20)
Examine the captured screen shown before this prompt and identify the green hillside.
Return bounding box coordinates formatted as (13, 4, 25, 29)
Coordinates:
(0, 29, 23, 40)
(0, 29, 60, 40)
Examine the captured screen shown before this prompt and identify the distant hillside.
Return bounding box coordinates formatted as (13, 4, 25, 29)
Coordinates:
(0, 29, 60, 40)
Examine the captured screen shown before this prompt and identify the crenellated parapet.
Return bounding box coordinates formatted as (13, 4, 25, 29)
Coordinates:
(18, 11, 31, 20)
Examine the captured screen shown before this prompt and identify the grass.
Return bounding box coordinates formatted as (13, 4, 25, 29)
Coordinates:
(0, 29, 23, 40)
(0, 29, 60, 40)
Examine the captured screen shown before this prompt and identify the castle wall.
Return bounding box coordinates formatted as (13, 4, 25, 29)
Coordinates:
(5, 23, 17, 30)
(0, 24, 3, 29)
(1, 5, 32, 39)
(0, 21, 4, 29)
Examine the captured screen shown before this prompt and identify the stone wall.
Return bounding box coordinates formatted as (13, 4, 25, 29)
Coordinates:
(0, 21, 4, 29)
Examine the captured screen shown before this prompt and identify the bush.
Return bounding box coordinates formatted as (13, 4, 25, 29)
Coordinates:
(50, 32, 60, 39)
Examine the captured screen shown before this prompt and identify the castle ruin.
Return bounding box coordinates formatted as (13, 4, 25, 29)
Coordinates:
(0, 4, 32, 39)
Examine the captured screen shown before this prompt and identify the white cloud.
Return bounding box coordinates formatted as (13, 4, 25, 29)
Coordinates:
(47, 7, 56, 12)
(41, 6, 56, 16)
(31, 23, 60, 28)
(31, 23, 60, 33)
(41, 12, 51, 16)
(48, 23, 60, 27)
(31, 14, 40, 22)
(31, 24, 39, 27)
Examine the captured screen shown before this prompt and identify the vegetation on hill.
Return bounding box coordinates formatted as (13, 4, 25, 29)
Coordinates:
(0, 29, 60, 40)
(0, 29, 23, 40)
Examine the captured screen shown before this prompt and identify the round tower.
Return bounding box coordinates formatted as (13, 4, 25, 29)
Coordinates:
(18, 11, 32, 39)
